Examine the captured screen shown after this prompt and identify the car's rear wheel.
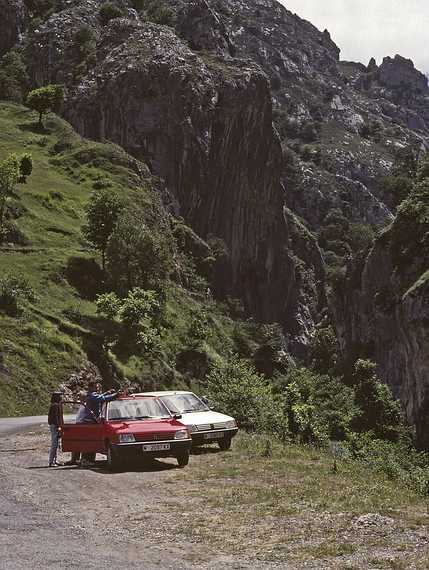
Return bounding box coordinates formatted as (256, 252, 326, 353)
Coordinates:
(176, 451, 190, 468)
(107, 443, 120, 471)
(218, 437, 232, 451)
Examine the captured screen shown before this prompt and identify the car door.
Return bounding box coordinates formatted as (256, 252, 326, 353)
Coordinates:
(62, 421, 105, 454)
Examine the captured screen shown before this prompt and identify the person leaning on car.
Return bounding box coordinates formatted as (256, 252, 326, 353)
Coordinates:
(82, 381, 121, 422)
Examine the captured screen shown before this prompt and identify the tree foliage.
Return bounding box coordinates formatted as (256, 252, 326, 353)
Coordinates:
(26, 84, 64, 126)
(106, 212, 172, 294)
(351, 359, 403, 441)
(0, 154, 20, 233)
(205, 355, 288, 439)
(83, 189, 122, 270)
(0, 49, 28, 102)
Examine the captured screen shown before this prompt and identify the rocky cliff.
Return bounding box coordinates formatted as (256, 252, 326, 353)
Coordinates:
(332, 178, 429, 446)
(0, 0, 25, 56)
(23, 0, 325, 348)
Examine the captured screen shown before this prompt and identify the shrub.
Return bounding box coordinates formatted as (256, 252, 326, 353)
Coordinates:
(0, 275, 36, 316)
(19, 153, 33, 183)
(347, 433, 429, 495)
(309, 325, 338, 374)
(136, 0, 174, 25)
(204, 355, 289, 439)
(351, 359, 404, 441)
(65, 256, 104, 299)
(99, 2, 125, 25)
(0, 153, 20, 233)
(276, 368, 358, 444)
(0, 49, 28, 102)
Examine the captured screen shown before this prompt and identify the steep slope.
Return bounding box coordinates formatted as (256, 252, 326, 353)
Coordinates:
(0, 102, 248, 415)
(22, 0, 325, 350)
(332, 177, 429, 448)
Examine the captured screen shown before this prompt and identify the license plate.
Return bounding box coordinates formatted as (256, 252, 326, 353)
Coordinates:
(204, 432, 224, 439)
(142, 443, 171, 452)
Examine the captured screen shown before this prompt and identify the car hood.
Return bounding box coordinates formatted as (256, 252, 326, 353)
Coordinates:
(107, 418, 182, 434)
(177, 411, 234, 426)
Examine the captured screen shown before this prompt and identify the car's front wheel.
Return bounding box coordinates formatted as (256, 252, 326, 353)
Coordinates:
(218, 437, 232, 451)
(107, 443, 120, 471)
(176, 451, 190, 468)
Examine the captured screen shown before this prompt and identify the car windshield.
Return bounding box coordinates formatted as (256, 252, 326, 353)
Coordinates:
(160, 393, 209, 414)
(107, 398, 171, 421)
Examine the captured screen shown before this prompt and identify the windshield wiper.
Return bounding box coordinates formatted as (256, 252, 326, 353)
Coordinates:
(109, 417, 131, 421)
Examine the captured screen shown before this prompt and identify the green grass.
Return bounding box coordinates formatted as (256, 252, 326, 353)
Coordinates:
(0, 102, 238, 415)
(160, 433, 429, 565)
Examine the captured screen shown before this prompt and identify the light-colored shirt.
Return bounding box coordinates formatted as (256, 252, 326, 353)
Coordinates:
(75, 405, 87, 423)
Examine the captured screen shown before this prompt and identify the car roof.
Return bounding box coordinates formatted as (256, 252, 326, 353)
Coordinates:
(136, 391, 194, 397)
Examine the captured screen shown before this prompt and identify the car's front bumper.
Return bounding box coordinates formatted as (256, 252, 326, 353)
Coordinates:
(112, 438, 192, 458)
(190, 427, 238, 445)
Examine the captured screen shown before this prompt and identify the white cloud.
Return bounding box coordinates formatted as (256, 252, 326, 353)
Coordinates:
(279, 0, 429, 73)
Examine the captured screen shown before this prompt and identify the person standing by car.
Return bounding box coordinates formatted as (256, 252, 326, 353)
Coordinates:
(48, 392, 62, 467)
(64, 391, 87, 466)
(80, 382, 121, 467)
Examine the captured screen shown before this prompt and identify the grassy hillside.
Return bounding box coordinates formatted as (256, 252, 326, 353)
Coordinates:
(0, 102, 239, 416)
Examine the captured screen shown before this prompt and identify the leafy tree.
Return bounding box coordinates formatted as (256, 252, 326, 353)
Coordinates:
(96, 287, 163, 354)
(26, 84, 64, 127)
(205, 355, 288, 439)
(96, 291, 121, 320)
(0, 154, 20, 233)
(309, 325, 338, 374)
(19, 153, 33, 183)
(351, 359, 403, 441)
(83, 189, 122, 270)
(253, 323, 289, 377)
(106, 212, 172, 294)
(276, 367, 357, 443)
(0, 49, 28, 102)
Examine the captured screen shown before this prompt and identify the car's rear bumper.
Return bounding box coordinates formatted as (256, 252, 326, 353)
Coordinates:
(112, 439, 192, 458)
(190, 427, 238, 445)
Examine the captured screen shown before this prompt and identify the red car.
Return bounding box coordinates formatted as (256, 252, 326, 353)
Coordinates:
(61, 395, 192, 470)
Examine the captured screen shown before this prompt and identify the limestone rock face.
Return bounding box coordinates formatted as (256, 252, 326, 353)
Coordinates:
(28, 12, 318, 342)
(0, 0, 25, 56)
(378, 55, 428, 93)
(332, 230, 429, 447)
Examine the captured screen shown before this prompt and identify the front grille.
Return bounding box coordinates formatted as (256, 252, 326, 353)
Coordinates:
(135, 432, 175, 442)
(197, 424, 211, 431)
(213, 422, 227, 429)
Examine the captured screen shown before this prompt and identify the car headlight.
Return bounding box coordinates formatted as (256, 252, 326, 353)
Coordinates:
(174, 429, 189, 440)
(119, 434, 136, 443)
(226, 420, 237, 429)
(187, 424, 197, 433)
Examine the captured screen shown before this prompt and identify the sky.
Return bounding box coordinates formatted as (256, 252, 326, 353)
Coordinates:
(279, 0, 429, 73)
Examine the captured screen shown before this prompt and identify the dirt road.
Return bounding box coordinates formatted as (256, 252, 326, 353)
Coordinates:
(0, 427, 276, 570)
(1, 423, 428, 569)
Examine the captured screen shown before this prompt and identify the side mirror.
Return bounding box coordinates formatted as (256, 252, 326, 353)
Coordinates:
(173, 414, 182, 420)
(201, 396, 213, 409)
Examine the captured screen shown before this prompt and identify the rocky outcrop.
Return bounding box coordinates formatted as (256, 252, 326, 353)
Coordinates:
(0, 0, 25, 56)
(378, 55, 428, 93)
(332, 222, 429, 447)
